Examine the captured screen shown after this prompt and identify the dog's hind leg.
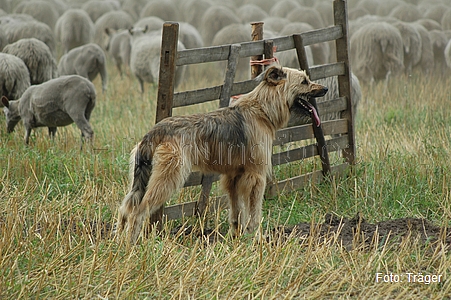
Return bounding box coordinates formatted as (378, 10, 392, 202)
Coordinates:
(237, 172, 266, 234)
(127, 143, 191, 243)
(221, 174, 245, 235)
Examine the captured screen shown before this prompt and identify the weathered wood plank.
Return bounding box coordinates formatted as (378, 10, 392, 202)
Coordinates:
(272, 135, 349, 165)
(220, 44, 241, 106)
(310, 62, 345, 80)
(266, 163, 349, 197)
(274, 119, 348, 145)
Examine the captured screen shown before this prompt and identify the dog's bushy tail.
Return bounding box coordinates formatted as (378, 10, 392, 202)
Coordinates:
(118, 143, 153, 230)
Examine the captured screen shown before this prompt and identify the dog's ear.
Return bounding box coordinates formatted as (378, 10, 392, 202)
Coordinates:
(1, 96, 9, 108)
(264, 66, 286, 85)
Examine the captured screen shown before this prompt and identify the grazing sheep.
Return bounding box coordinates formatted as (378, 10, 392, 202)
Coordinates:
(133, 16, 165, 33)
(416, 19, 442, 31)
(1, 16, 56, 54)
(1, 75, 96, 145)
(105, 28, 132, 76)
(199, 6, 241, 46)
(444, 38, 451, 70)
(391, 21, 422, 74)
(181, 0, 212, 30)
(236, 4, 268, 24)
(81, 0, 116, 23)
(3, 38, 57, 85)
(411, 23, 434, 74)
(441, 9, 451, 31)
(55, 9, 94, 54)
(179, 22, 204, 49)
(286, 7, 326, 30)
(94, 10, 134, 49)
(424, 4, 449, 24)
(269, 0, 300, 18)
(0, 53, 30, 107)
(388, 3, 421, 22)
(262, 16, 290, 33)
(13, 0, 59, 30)
(429, 29, 449, 73)
(350, 22, 404, 83)
(140, 0, 181, 21)
(211, 23, 251, 81)
(130, 29, 186, 93)
(58, 43, 108, 93)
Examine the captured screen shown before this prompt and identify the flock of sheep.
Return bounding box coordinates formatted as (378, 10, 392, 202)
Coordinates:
(0, 0, 450, 144)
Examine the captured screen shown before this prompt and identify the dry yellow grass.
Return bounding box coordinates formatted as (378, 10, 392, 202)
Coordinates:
(1, 60, 450, 298)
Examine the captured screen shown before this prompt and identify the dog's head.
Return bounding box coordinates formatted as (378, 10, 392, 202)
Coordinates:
(263, 66, 328, 126)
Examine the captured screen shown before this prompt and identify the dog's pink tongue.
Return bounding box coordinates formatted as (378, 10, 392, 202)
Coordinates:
(311, 106, 321, 127)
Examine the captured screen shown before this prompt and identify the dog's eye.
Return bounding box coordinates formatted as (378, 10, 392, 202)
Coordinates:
(302, 79, 308, 85)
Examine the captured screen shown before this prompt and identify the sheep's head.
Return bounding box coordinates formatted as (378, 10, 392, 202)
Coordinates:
(2, 96, 21, 133)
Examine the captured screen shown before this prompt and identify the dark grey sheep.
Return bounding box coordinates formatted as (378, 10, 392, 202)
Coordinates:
(2, 75, 96, 145)
(3, 38, 57, 85)
(0, 53, 30, 107)
(58, 43, 108, 93)
(55, 9, 94, 54)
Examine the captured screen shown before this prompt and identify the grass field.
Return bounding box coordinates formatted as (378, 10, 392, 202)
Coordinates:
(1, 60, 450, 299)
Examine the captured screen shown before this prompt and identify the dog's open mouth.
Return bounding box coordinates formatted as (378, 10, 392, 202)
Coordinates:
(297, 97, 321, 127)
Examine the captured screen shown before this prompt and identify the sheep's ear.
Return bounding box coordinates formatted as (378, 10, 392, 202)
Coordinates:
(128, 26, 134, 35)
(1, 96, 9, 108)
(264, 66, 286, 85)
(143, 25, 148, 33)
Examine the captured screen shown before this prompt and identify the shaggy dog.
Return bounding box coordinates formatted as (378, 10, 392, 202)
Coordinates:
(118, 65, 328, 243)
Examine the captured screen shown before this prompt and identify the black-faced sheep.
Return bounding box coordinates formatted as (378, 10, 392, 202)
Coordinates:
(1, 75, 96, 145)
(3, 38, 57, 85)
(0, 53, 30, 107)
(129, 29, 186, 93)
(58, 43, 108, 93)
(55, 9, 94, 54)
(350, 22, 404, 83)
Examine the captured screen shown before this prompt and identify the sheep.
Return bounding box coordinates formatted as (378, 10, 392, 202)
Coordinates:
(133, 16, 164, 33)
(388, 3, 421, 22)
(1, 16, 56, 54)
(391, 21, 422, 74)
(350, 22, 404, 84)
(81, 0, 116, 23)
(0, 53, 30, 107)
(236, 4, 268, 24)
(444, 38, 451, 71)
(180, 0, 212, 30)
(1, 75, 96, 145)
(140, 0, 181, 21)
(129, 29, 186, 93)
(441, 8, 451, 31)
(411, 23, 434, 74)
(58, 43, 108, 93)
(269, 0, 300, 18)
(104, 28, 132, 76)
(429, 29, 449, 73)
(178, 22, 204, 49)
(416, 19, 442, 31)
(94, 10, 134, 49)
(261, 16, 290, 33)
(3, 38, 57, 85)
(286, 7, 326, 30)
(55, 9, 94, 54)
(13, 0, 59, 30)
(122, 0, 149, 21)
(199, 6, 241, 46)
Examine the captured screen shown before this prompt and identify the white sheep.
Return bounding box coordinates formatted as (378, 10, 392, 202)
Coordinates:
(58, 43, 108, 93)
(104, 28, 132, 76)
(13, 0, 59, 30)
(55, 9, 95, 54)
(350, 21, 404, 83)
(129, 29, 186, 93)
(81, 0, 116, 23)
(1, 15, 56, 54)
(199, 6, 241, 46)
(94, 10, 134, 49)
(0, 53, 30, 107)
(1, 75, 96, 145)
(3, 38, 57, 85)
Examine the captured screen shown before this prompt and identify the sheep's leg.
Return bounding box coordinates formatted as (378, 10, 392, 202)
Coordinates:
(24, 127, 32, 144)
(48, 127, 57, 139)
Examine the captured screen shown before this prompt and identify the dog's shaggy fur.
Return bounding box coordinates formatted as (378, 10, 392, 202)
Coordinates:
(118, 65, 328, 243)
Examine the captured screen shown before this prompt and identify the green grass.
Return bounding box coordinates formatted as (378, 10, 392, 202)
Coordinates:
(1, 60, 450, 298)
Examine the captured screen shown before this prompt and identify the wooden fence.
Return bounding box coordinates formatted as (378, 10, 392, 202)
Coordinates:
(150, 0, 355, 224)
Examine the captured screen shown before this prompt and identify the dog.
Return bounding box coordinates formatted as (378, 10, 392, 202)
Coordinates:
(118, 65, 328, 243)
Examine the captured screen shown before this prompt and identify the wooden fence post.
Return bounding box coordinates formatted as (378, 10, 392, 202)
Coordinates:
(334, 0, 356, 165)
(250, 22, 264, 79)
(293, 34, 331, 176)
(150, 22, 179, 228)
